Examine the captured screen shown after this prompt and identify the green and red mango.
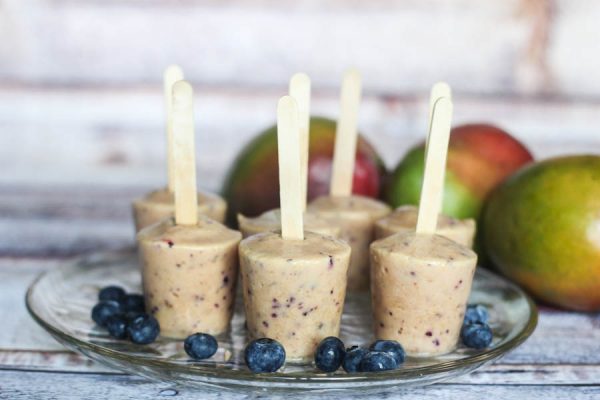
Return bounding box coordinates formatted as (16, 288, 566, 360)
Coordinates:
(385, 124, 534, 220)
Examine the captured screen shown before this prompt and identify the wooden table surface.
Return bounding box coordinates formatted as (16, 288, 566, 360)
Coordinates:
(0, 185, 599, 399)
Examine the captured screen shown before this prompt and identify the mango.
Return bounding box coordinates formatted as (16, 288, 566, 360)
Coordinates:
(386, 124, 533, 220)
(481, 155, 600, 311)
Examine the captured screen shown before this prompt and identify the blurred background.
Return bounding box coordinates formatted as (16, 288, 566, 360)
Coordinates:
(1, 0, 599, 255)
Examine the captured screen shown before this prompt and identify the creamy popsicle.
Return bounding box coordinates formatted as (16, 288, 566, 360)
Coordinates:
(240, 96, 351, 362)
(240, 231, 350, 361)
(371, 93, 478, 356)
(375, 205, 475, 247)
(370, 231, 477, 355)
(138, 80, 241, 338)
(307, 70, 391, 291)
(238, 209, 339, 238)
(132, 65, 227, 232)
(308, 195, 390, 290)
(133, 189, 226, 232)
(139, 215, 240, 338)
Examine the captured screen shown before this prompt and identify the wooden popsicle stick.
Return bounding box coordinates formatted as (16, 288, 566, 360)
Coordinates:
(416, 97, 453, 235)
(289, 73, 311, 211)
(164, 65, 184, 192)
(171, 80, 198, 226)
(329, 69, 362, 197)
(277, 96, 304, 240)
(426, 82, 452, 212)
(426, 82, 451, 148)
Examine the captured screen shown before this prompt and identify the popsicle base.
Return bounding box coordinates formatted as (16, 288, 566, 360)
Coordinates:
(239, 231, 351, 362)
(237, 209, 339, 239)
(375, 205, 476, 247)
(132, 188, 227, 232)
(308, 195, 391, 291)
(137, 217, 241, 338)
(370, 231, 477, 356)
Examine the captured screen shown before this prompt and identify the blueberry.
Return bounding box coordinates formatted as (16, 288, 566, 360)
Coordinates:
(359, 351, 398, 372)
(127, 314, 160, 344)
(91, 300, 124, 327)
(98, 286, 126, 303)
(124, 311, 144, 322)
(369, 340, 405, 365)
(106, 316, 128, 339)
(314, 336, 345, 372)
(244, 338, 286, 373)
(342, 346, 368, 373)
(184, 333, 218, 360)
(124, 294, 145, 313)
(464, 304, 489, 325)
(461, 322, 493, 349)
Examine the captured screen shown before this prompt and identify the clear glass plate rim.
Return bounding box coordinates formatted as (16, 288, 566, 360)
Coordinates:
(25, 250, 539, 385)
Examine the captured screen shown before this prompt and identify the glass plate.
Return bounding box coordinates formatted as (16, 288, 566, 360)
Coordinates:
(26, 248, 537, 393)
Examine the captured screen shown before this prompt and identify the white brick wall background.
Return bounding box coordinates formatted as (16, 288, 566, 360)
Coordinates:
(1, 0, 599, 190)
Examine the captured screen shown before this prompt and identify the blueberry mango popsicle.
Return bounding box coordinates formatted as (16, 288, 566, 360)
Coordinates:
(371, 95, 477, 356)
(240, 230, 350, 361)
(138, 81, 241, 338)
(375, 205, 475, 247)
(237, 74, 338, 239)
(308, 195, 390, 290)
(132, 65, 226, 232)
(307, 70, 391, 291)
(134, 189, 226, 232)
(371, 231, 476, 355)
(240, 96, 351, 362)
(139, 216, 240, 338)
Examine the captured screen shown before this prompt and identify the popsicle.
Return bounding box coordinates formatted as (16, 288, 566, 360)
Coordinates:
(375, 205, 475, 247)
(237, 73, 338, 239)
(375, 83, 476, 247)
(239, 96, 351, 362)
(370, 95, 478, 356)
(132, 65, 226, 232)
(238, 209, 339, 238)
(307, 70, 391, 291)
(138, 81, 241, 338)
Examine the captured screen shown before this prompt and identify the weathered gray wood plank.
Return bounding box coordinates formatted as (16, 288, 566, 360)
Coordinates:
(3, 0, 599, 98)
(0, 186, 140, 221)
(454, 364, 600, 385)
(0, 0, 537, 93)
(3, 348, 599, 386)
(0, 187, 140, 256)
(0, 258, 72, 350)
(0, 350, 109, 374)
(0, 218, 133, 257)
(1, 369, 599, 400)
(1, 87, 600, 188)
(549, 0, 600, 97)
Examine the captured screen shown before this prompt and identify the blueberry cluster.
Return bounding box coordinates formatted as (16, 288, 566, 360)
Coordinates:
(315, 337, 405, 373)
(91, 285, 159, 345)
(461, 304, 493, 349)
(90, 287, 493, 371)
